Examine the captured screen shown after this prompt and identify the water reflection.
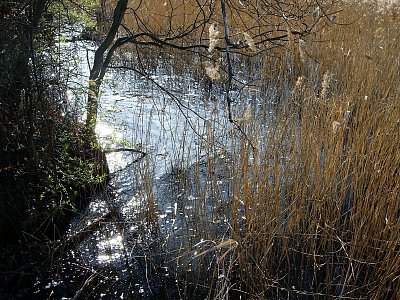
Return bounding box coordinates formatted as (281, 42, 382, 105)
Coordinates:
(96, 121, 114, 137)
(37, 42, 270, 298)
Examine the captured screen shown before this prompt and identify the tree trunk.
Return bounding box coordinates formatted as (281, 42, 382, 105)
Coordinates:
(85, 0, 128, 136)
(85, 79, 101, 136)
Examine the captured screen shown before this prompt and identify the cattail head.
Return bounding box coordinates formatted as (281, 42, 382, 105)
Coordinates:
(332, 121, 341, 134)
(208, 23, 220, 53)
(243, 32, 257, 52)
(376, 0, 399, 15)
(313, 6, 320, 20)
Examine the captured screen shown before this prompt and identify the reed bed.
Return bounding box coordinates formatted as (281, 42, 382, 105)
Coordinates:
(106, 1, 400, 298)
(220, 3, 399, 298)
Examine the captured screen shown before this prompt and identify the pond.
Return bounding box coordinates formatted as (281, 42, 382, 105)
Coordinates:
(34, 41, 274, 299)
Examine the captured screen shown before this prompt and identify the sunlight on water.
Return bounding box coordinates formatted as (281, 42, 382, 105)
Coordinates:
(107, 151, 131, 172)
(97, 253, 122, 263)
(96, 121, 114, 139)
(66, 90, 74, 101)
(97, 234, 124, 263)
(88, 200, 108, 214)
(103, 234, 123, 246)
(122, 194, 141, 216)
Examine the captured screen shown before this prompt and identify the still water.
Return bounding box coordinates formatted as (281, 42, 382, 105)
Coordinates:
(35, 42, 270, 299)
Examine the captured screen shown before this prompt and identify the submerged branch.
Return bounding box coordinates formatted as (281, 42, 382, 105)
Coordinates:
(104, 147, 147, 164)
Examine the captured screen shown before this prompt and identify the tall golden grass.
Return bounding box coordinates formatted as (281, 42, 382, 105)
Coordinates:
(107, 0, 400, 298)
(219, 3, 400, 298)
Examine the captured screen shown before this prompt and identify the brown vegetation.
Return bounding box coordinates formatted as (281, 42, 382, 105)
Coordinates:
(64, 0, 400, 298)
(131, 2, 400, 298)
(223, 4, 399, 298)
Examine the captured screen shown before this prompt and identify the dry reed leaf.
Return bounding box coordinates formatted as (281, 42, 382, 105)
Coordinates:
(217, 246, 237, 262)
(194, 239, 238, 258)
(243, 32, 257, 52)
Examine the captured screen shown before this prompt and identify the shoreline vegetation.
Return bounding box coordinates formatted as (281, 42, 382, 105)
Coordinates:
(0, 0, 109, 296)
(1, 0, 400, 298)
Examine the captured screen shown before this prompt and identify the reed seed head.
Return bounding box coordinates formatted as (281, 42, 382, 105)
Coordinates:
(208, 23, 220, 53)
(204, 61, 220, 80)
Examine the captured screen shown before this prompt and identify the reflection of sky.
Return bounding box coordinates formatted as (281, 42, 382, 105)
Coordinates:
(40, 42, 270, 298)
(96, 121, 114, 137)
(94, 67, 231, 178)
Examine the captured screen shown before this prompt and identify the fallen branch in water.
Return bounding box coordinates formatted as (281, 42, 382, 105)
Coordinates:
(104, 147, 146, 164)
(51, 210, 117, 256)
